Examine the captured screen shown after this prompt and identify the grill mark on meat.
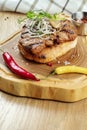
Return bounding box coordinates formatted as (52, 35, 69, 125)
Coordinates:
(67, 30, 74, 34)
(23, 24, 27, 28)
(21, 33, 30, 39)
(21, 31, 30, 39)
(21, 35, 24, 38)
(22, 31, 29, 35)
(62, 23, 67, 28)
(38, 55, 46, 59)
(28, 42, 44, 49)
(61, 29, 74, 34)
(53, 38, 59, 45)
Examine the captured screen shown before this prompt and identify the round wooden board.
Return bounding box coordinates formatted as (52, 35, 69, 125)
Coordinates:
(0, 12, 87, 102)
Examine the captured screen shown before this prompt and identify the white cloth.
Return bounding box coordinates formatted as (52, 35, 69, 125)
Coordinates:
(0, 0, 87, 14)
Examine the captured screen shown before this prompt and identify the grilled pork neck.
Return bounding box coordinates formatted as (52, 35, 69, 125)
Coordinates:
(18, 17, 77, 63)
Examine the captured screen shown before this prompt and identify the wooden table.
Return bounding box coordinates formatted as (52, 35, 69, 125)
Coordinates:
(0, 91, 87, 130)
(0, 12, 87, 130)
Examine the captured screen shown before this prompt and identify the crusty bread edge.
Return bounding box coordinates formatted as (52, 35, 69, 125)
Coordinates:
(18, 37, 77, 63)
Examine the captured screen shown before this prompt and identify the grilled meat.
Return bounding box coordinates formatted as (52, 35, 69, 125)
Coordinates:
(18, 19, 77, 63)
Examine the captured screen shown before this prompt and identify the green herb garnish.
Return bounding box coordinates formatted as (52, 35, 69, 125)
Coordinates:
(26, 10, 65, 21)
(26, 10, 52, 19)
(18, 10, 66, 24)
(26, 11, 36, 19)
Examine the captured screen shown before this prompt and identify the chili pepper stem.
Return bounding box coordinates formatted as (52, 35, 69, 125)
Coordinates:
(48, 70, 55, 77)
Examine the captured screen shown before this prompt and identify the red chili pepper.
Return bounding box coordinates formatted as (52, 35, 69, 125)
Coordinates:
(2, 52, 40, 81)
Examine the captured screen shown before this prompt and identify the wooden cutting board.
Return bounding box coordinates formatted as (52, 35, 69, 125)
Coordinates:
(0, 12, 87, 102)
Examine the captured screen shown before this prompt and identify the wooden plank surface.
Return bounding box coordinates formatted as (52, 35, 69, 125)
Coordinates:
(0, 91, 87, 130)
(0, 11, 87, 130)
